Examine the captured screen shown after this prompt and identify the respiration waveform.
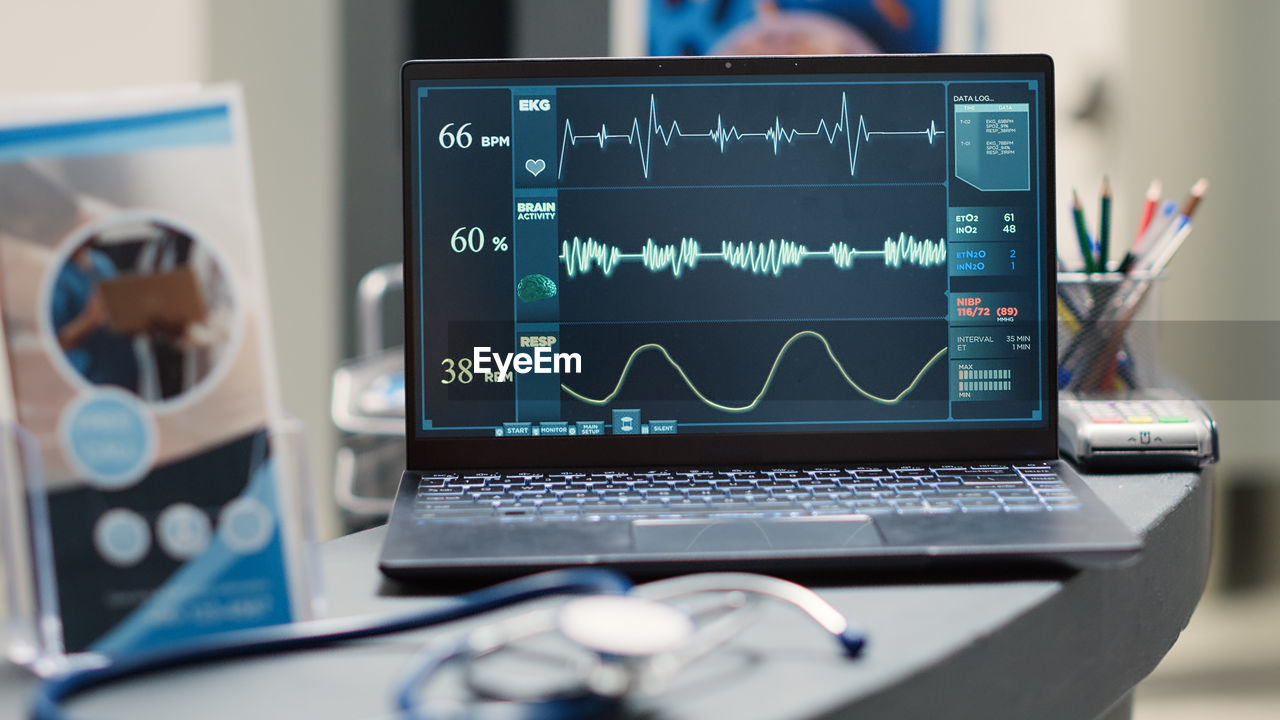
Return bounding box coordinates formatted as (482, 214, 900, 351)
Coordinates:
(558, 233, 946, 279)
(557, 92, 944, 180)
(560, 330, 948, 413)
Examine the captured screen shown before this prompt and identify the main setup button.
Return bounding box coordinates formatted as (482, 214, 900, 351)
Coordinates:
(94, 508, 151, 567)
(217, 498, 275, 555)
(157, 503, 213, 561)
(576, 421, 604, 436)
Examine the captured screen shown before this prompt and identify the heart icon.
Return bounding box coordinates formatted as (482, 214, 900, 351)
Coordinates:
(525, 158, 546, 177)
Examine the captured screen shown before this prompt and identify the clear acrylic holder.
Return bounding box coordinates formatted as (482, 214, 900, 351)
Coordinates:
(2, 423, 47, 671)
(1057, 271, 1165, 392)
(2, 417, 323, 677)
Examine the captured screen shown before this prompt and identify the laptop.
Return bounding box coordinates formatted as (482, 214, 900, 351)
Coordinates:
(380, 54, 1140, 579)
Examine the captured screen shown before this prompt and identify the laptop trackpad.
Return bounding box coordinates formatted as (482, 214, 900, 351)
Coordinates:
(632, 515, 883, 554)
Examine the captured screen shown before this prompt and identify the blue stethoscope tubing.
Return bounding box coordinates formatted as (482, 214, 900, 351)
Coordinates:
(393, 636, 622, 720)
(396, 631, 621, 720)
(30, 568, 634, 720)
(393, 572, 868, 720)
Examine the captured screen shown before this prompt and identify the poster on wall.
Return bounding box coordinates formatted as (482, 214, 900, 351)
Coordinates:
(649, 0, 942, 56)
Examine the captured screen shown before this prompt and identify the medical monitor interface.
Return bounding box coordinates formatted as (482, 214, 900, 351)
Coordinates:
(406, 58, 1051, 441)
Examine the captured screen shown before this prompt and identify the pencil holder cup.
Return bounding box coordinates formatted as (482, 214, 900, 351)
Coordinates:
(1056, 271, 1164, 392)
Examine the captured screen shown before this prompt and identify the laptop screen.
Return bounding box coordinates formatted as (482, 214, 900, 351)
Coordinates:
(403, 55, 1055, 465)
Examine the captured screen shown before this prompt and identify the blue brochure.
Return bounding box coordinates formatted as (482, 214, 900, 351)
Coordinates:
(0, 86, 314, 662)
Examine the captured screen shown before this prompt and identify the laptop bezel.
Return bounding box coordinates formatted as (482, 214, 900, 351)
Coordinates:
(401, 53, 1057, 470)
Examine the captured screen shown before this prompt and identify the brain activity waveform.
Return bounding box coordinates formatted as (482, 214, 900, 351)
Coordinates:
(557, 92, 944, 181)
(560, 330, 948, 413)
(559, 233, 946, 279)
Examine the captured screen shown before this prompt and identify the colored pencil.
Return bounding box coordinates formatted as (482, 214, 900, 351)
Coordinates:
(1180, 177, 1208, 219)
(1135, 178, 1161, 240)
(1071, 189, 1095, 273)
(1098, 176, 1112, 271)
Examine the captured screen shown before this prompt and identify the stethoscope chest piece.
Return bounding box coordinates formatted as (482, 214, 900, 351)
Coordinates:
(557, 595, 695, 658)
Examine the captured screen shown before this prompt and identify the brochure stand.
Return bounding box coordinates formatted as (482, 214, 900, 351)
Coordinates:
(2, 423, 44, 671)
(0, 83, 326, 677)
(2, 418, 322, 677)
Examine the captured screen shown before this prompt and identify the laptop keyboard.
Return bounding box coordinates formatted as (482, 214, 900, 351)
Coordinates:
(412, 462, 1081, 522)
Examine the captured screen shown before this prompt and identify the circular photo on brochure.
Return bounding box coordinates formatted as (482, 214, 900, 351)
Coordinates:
(45, 215, 239, 405)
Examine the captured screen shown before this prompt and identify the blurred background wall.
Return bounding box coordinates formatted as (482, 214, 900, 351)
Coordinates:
(0, 0, 345, 539)
(1, 1, 1276, 714)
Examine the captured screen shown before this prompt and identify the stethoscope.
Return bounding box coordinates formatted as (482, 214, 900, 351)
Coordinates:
(31, 569, 863, 720)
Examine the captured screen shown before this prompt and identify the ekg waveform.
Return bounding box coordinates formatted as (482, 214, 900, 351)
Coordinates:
(557, 92, 944, 181)
(559, 233, 946, 279)
(560, 330, 948, 413)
